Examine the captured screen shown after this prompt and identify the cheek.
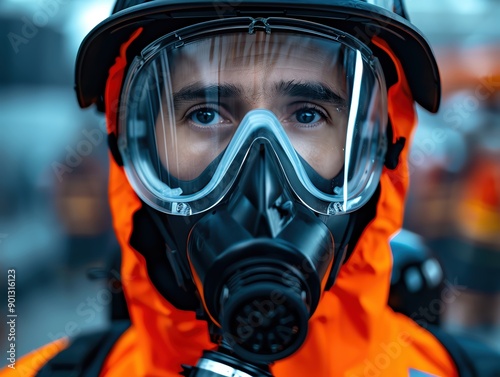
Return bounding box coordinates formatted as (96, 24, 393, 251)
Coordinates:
(156, 126, 230, 181)
(289, 126, 346, 179)
(315, 146, 344, 179)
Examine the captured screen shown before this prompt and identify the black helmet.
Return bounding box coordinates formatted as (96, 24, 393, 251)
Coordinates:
(75, 0, 440, 113)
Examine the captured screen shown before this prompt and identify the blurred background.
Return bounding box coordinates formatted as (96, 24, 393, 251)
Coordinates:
(0, 0, 499, 366)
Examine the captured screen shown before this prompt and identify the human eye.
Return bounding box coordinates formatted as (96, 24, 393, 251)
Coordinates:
(295, 106, 324, 124)
(185, 105, 232, 128)
(285, 104, 329, 128)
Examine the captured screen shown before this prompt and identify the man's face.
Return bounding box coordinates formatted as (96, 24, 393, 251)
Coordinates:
(155, 32, 349, 181)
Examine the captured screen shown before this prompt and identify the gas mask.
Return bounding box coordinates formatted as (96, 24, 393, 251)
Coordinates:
(115, 18, 388, 367)
(73, 0, 446, 370)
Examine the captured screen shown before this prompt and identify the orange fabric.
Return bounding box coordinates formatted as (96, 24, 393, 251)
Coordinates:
(2, 32, 459, 377)
(104, 27, 143, 135)
(0, 339, 68, 377)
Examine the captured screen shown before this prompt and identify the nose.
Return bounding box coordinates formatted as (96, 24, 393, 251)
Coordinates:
(229, 143, 294, 238)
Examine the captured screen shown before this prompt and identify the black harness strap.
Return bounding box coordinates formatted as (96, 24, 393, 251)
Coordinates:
(36, 320, 130, 377)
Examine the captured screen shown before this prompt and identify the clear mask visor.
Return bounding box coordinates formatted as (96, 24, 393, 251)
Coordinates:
(119, 20, 387, 215)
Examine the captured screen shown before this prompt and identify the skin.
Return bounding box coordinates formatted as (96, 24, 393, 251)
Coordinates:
(153, 32, 349, 181)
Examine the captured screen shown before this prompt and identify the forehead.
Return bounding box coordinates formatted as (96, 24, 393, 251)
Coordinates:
(168, 32, 347, 95)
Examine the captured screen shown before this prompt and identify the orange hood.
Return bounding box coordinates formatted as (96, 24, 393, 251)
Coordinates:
(101, 30, 458, 377)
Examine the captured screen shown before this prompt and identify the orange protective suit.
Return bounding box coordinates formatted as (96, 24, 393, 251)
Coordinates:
(1, 31, 458, 377)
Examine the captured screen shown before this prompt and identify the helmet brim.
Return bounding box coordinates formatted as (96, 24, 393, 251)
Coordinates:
(75, 0, 441, 113)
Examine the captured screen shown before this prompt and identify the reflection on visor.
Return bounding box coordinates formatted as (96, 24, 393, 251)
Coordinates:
(157, 33, 348, 182)
(119, 21, 387, 215)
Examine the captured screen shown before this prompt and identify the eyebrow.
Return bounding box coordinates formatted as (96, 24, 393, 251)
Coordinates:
(273, 80, 346, 105)
(171, 80, 346, 106)
(172, 82, 243, 104)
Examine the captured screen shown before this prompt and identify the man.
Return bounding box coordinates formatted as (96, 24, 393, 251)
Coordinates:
(0, 1, 467, 376)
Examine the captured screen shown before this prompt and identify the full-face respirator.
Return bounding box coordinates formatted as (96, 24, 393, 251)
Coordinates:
(116, 19, 387, 371)
(74, 0, 442, 373)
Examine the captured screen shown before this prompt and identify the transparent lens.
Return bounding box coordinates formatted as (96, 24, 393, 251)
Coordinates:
(119, 22, 387, 215)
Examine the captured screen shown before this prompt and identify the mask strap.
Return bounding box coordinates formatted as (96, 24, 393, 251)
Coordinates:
(384, 118, 406, 169)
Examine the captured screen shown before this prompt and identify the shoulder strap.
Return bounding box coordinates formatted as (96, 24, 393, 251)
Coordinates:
(427, 325, 500, 377)
(36, 320, 130, 377)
